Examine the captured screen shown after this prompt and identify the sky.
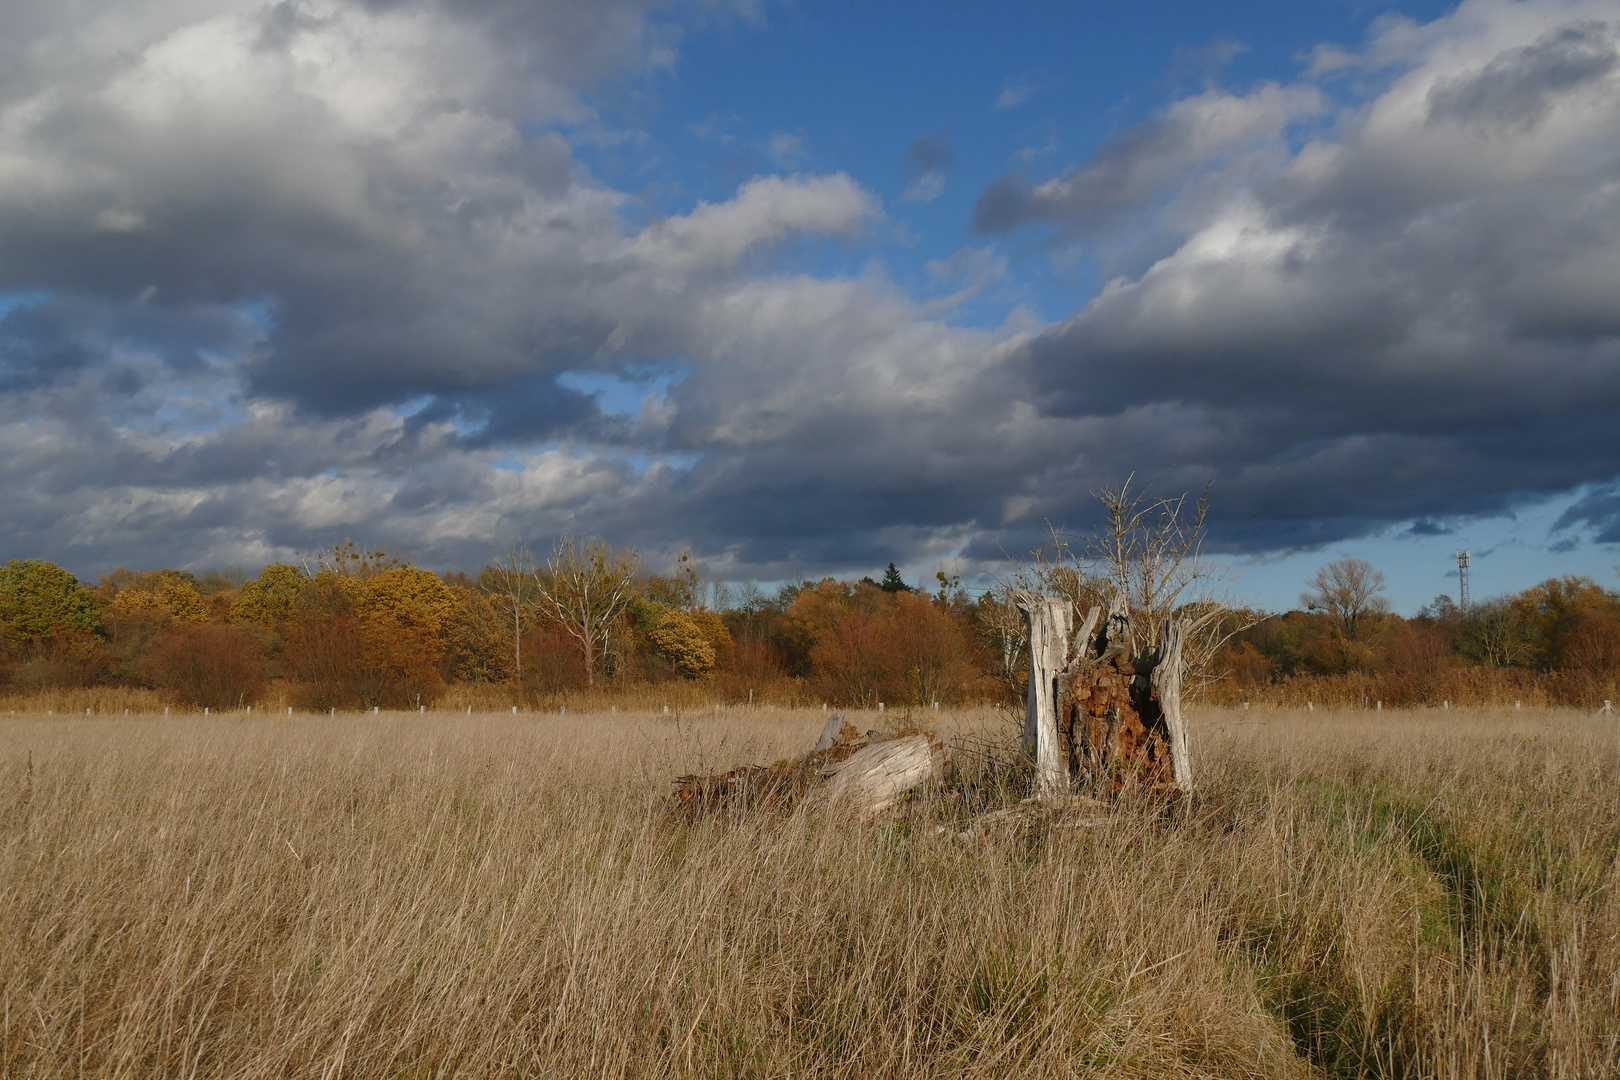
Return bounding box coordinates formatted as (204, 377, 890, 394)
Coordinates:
(1, 0, 1618, 613)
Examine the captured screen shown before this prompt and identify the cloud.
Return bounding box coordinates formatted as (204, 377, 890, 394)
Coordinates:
(972, 83, 1324, 234)
(994, 74, 1044, 109)
(765, 131, 807, 168)
(993, 1, 1620, 550)
(902, 128, 954, 202)
(3, 0, 1620, 587)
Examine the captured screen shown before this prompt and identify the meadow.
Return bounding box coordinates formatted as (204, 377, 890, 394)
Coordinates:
(1, 705, 1617, 1078)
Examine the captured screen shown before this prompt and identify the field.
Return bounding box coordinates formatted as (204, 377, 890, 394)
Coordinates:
(2, 706, 1617, 1079)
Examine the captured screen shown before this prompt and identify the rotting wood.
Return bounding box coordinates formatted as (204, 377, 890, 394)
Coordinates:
(814, 710, 848, 751)
(672, 721, 944, 820)
(1151, 618, 1193, 792)
(1029, 591, 1191, 798)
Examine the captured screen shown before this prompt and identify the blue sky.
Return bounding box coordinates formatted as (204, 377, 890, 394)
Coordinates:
(0, 0, 1618, 613)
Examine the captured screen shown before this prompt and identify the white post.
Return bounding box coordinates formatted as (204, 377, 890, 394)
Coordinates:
(664, 705, 669, 714)
(512, 705, 517, 715)
(1017, 594, 1071, 801)
(287, 707, 293, 716)
(1376, 701, 1382, 711)
(877, 702, 884, 714)
(1307, 701, 1313, 712)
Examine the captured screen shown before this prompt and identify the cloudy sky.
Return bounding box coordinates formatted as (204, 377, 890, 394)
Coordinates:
(2, 0, 1618, 611)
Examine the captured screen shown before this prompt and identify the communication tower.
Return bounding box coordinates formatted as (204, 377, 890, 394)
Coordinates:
(1456, 549, 1471, 609)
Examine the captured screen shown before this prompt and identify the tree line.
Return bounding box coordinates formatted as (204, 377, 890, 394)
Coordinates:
(4, 485, 1615, 712)
(0, 541, 1000, 710)
(1212, 557, 1620, 708)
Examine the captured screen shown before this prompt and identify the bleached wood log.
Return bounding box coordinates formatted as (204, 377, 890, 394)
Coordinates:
(1152, 618, 1193, 792)
(821, 735, 942, 814)
(814, 710, 849, 751)
(1017, 594, 1071, 802)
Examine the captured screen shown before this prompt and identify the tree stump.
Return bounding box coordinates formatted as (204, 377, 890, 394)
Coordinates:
(1020, 592, 1193, 798)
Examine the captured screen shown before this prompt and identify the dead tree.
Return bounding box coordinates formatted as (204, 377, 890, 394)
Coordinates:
(1020, 592, 1192, 799)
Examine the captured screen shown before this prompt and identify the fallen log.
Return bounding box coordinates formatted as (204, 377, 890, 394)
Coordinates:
(672, 721, 945, 820)
(821, 734, 946, 815)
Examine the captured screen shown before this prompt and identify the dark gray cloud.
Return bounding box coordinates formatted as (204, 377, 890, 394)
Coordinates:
(903, 129, 954, 180)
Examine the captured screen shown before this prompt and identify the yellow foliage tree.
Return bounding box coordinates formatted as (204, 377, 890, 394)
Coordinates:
(648, 608, 717, 679)
(356, 567, 455, 641)
(106, 570, 210, 624)
(230, 563, 309, 633)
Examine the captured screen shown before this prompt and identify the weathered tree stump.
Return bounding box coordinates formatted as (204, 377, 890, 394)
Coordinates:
(1021, 592, 1192, 799)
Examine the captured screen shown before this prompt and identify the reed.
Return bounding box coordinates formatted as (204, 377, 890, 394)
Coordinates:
(1, 706, 1616, 1077)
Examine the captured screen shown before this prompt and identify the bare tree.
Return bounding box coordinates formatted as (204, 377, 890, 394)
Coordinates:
(1302, 558, 1389, 646)
(532, 536, 641, 687)
(1463, 597, 1534, 669)
(484, 545, 536, 679)
(991, 476, 1252, 695)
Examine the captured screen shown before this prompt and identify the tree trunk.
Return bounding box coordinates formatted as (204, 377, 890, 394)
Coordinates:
(1018, 594, 1071, 801)
(822, 735, 943, 815)
(1152, 618, 1193, 792)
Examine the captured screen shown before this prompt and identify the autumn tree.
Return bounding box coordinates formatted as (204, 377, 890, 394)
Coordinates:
(145, 623, 270, 709)
(1510, 576, 1620, 670)
(1302, 558, 1389, 669)
(532, 536, 640, 686)
(0, 559, 100, 640)
(230, 563, 309, 644)
(444, 585, 516, 683)
(104, 569, 210, 624)
(648, 608, 718, 679)
(480, 546, 536, 679)
(282, 573, 445, 710)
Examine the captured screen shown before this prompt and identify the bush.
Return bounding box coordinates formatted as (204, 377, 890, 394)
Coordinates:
(145, 623, 270, 709)
(282, 577, 445, 710)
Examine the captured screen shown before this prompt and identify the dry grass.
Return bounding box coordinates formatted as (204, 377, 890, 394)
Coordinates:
(2, 706, 1618, 1078)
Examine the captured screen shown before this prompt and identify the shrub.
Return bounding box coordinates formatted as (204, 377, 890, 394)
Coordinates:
(145, 623, 271, 709)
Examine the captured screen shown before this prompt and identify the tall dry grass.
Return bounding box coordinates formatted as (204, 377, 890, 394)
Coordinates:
(2, 706, 1617, 1078)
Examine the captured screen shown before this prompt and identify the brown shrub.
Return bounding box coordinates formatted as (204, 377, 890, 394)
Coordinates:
(282, 578, 445, 710)
(4, 630, 110, 691)
(145, 623, 271, 709)
(518, 622, 588, 694)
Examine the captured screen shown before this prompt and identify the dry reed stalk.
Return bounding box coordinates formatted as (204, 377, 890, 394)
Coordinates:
(1, 707, 1616, 1078)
